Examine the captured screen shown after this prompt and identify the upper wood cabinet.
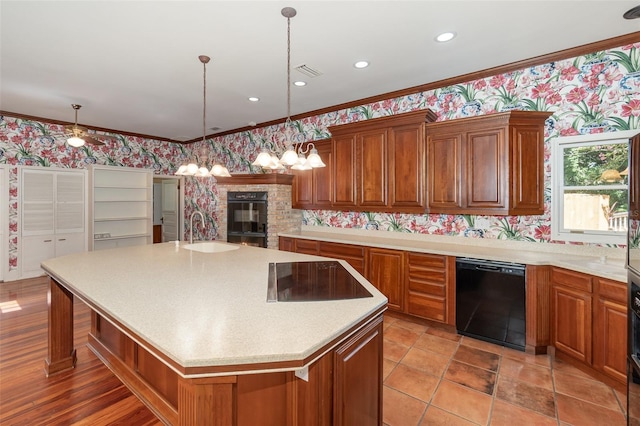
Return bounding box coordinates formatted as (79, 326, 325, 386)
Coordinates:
(426, 111, 552, 215)
(291, 140, 332, 210)
(329, 109, 437, 213)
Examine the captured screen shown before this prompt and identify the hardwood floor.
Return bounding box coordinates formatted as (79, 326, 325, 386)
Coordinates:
(0, 276, 161, 425)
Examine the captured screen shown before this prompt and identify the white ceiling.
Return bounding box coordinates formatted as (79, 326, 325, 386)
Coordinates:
(1, 0, 639, 142)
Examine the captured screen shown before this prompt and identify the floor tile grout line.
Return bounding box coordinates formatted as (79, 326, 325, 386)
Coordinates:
(552, 361, 627, 415)
(385, 316, 627, 425)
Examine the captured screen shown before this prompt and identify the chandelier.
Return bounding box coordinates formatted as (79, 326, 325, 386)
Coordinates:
(176, 55, 231, 177)
(252, 7, 325, 172)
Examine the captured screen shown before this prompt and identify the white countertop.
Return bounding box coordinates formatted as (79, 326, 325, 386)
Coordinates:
(41, 242, 387, 375)
(279, 226, 628, 283)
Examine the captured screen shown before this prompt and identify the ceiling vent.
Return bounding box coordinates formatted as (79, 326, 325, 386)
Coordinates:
(295, 64, 323, 78)
(624, 5, 640, 19)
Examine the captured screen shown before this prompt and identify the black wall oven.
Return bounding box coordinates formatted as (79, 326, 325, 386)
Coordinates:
(227, 191, 268, 248)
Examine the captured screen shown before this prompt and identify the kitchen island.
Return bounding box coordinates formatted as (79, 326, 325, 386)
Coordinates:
(41, 242, 387, 425)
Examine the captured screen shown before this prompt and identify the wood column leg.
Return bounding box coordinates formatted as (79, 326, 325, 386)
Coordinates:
(44, 277, 77, 376)
(178, 376, 236, 426)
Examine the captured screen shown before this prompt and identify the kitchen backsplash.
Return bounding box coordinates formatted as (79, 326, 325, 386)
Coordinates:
(1, 42, 639, 273)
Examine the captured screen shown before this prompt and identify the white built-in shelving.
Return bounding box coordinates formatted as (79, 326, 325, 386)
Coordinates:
(88, 165, 153, 251)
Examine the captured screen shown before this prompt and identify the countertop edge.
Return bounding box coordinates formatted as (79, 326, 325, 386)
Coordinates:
(278, 230, 627, 283)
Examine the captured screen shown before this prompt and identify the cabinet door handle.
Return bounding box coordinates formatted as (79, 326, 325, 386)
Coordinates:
(58, 238, 66, 241)
(44, 239, 53, 243)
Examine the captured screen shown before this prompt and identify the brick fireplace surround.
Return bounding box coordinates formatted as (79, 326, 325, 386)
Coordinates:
(215, 174, 301, 250)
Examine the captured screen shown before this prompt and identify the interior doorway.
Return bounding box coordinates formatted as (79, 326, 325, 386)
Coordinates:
(153, 175, 183, 243)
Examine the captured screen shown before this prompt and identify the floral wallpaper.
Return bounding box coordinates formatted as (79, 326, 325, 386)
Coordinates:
(1, 42, 639, 276)
(192, 42, 640, 244)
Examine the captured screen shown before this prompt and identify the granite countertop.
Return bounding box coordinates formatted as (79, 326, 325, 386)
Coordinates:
(41, 242, 387, 374)
(279, 226, 627, 283)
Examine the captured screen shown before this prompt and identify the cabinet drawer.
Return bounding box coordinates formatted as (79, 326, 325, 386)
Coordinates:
(408, 267, 446, 284)
(408, 280, 446, 297)
(551, 267, 592, 292)
(407, 252, 446, 268)
(318, 242, 365, 259)
(597, 278, 626, 303)
(294, 239, 318, 255)
(407, 292, 446, 322)
(318, 242, 365, 274)
(341, 259, 365, 276)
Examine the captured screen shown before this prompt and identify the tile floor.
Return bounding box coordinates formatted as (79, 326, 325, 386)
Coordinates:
(382, 314, 628, 425)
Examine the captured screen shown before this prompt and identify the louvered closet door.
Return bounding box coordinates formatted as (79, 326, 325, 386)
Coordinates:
(56, 172, 85, 233)
(21, 169, 55, 235)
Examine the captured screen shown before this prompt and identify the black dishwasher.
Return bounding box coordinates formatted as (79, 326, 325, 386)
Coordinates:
(456, 258, 526, 351)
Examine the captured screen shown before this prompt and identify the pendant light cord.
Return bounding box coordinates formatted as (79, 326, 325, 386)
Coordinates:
(203, 59, 207, 145)
(285, 11, 292, 138)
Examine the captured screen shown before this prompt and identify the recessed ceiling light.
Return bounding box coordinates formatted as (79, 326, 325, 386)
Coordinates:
(248, 97, 259, 102)
(354, 61, 369, 69)
(435, 32, 456, 42)
(293, 81, 307, 87)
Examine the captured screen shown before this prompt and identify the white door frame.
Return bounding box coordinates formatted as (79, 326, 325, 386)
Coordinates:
(153, 174, 184, 242)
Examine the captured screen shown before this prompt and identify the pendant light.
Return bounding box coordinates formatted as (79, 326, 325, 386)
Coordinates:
(251, 6, 324, 171)
(176, 55, 231, 177)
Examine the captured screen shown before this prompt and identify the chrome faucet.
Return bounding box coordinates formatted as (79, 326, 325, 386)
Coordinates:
(190, 211, 205, 244)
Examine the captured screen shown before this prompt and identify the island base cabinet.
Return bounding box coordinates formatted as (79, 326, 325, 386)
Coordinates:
(333, 316, 383, 426)
(88, 310, 384, 426)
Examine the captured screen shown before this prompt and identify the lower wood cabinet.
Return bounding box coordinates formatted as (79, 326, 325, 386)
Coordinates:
(551, 267, 627, 385)
(294, 238, 320, 255)
(319, 241, 366, 276)
(552, 280, 593, 364)
(405, 252, 455, 325)
(279, 237, 451, 320)
(280, 237, 627, 385)
(367, 248, 404, 312)
(593, 277, 628, 384)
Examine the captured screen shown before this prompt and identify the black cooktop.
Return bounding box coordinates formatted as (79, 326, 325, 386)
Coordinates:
(267, 261, 373, 302)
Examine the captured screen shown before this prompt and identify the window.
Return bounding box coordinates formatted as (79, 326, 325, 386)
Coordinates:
(552, 131, 639, 245)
